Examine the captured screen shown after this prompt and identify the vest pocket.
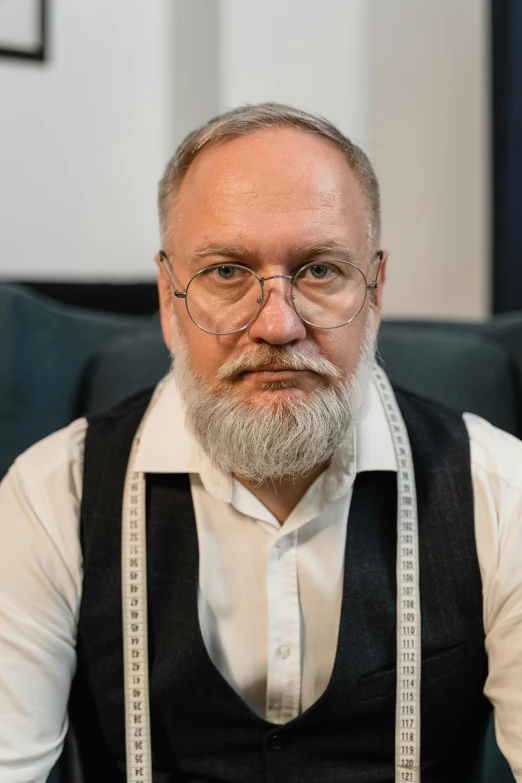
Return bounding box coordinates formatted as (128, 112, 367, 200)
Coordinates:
(358, 643, 466, 703)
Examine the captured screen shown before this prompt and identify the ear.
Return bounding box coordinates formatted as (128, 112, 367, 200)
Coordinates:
(154, 253, 174, 353)
(370, 249, 388, 330)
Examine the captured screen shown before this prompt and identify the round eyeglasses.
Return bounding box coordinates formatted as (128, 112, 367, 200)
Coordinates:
(159, 250, 383, 336)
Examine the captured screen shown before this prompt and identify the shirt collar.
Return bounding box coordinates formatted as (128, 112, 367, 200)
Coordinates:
(133, 371, 397, 477)
(356, 376, 398, 473)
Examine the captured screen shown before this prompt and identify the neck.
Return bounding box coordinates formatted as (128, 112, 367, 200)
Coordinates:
(234, 462, 328, 525)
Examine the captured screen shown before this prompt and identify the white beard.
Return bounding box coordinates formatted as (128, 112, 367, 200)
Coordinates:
(170, 313, 377, 484)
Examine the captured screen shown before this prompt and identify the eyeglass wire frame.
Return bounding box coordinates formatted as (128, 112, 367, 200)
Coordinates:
(158, 249, 383, 336)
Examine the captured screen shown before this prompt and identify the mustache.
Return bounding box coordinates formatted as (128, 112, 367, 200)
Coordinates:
(216, 345, 342, 381)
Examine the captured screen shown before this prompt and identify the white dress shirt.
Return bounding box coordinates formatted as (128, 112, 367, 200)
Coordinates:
(0, 374, 522, 782)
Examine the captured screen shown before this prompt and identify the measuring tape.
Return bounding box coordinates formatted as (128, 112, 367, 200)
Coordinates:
(373, 366, 422, 782)
(121, 378, 170, 782)
(121, 366, 421, 782)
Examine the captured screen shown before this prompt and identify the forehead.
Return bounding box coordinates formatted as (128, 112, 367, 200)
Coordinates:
(169, 128, 368, 258)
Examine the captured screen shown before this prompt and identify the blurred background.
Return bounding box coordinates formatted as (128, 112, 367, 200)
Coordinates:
(0, 0, 520, 319)
(4, 0, 522, 783)
(1, 7, 521, 780)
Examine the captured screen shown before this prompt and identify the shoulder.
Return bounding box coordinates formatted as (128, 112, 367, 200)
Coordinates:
(82, 388, 156, 486)
(393, 384, 464, 423)
(464, 412, 522, 496)
(85, 387, 156, 456)
(10, 416, 88, 498)
(3, 418, 88, 561)
(0, 417, 88, 605)
(8, 388, 156, 494)
(87, 386, 155, 426)
(392, 385, 469, 469)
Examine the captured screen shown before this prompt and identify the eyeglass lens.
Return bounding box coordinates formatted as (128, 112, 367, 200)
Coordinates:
(185, 261, 368, 335)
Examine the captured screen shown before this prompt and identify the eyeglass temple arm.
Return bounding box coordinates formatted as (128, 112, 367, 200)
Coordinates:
(366, 250, 384, 291)
(158, 251, 187, 299)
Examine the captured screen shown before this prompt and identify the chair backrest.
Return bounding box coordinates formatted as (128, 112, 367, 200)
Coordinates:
(378, 323, 521, 437)
(381, 314, 522, 438)
(78, 319, 522, 441)
(81, 328, 170, 416)
(1, 285, 518, 782)
(0, 284, 152, 478)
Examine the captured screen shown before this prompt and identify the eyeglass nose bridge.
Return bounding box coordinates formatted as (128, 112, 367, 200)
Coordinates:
(256, 274, 295, 305)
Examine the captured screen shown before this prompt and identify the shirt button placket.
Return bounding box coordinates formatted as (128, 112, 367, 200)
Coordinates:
(263, 730, 295, 783)
(267, 732, 291, 751)
(266, 530, 301, 724)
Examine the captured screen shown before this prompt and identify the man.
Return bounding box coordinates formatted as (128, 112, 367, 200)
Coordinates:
(0, 103, 521, 782)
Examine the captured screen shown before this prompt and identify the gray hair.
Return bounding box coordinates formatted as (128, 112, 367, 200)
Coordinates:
(158, 102, 381, 253)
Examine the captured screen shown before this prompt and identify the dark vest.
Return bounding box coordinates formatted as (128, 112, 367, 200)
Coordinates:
(69, 386, 491, 782)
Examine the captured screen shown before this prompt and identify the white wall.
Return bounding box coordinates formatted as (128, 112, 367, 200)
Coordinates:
(0, 0, 173, 280)
(220, 0, 370, 143)
(171, 0, 220, 147)
(365, 0, 490, 319)
(0, 0, 490, 318)
(219, 0, 490, 319)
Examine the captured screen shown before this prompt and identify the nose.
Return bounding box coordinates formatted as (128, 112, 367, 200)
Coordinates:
(247, 276, 307, 345)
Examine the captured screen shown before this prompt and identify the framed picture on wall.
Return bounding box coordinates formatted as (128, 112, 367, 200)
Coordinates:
(0, 0, 47, 62)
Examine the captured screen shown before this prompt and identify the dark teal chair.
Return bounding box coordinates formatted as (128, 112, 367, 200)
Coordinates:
(0, 284, 158, 478)
(1, 284, 520, 782)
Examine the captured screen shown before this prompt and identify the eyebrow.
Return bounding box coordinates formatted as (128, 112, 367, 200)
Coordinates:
(297, 242, 359, 264)
(190, 242, 360, 267)
(192, 245, 248, 263)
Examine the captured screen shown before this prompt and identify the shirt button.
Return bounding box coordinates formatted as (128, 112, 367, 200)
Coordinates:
(268, 733, 291, 751)
(274, 539, 285, 549)
(276, 644, 291, 660)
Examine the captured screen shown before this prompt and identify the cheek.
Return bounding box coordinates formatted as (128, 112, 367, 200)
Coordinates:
(315, 322, 367, 376)
(174, 319, 234, 378)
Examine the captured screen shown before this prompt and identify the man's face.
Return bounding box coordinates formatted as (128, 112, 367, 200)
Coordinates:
(157, 127, 386, 404)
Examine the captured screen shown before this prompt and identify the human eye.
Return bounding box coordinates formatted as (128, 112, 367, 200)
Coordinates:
(196, 264, 254, 295)
(216, 264, 239, 280)
(207, 264, 251, 282)
(196, 264, 245, 283)
(300, 261, 342, 281)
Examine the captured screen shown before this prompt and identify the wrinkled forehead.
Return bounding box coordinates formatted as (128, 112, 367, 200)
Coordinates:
(164, 129, 370, 260)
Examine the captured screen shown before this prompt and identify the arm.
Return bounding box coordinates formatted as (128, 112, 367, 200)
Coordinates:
(466, 413, 522, 782)
(0, 419, 86, 782)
